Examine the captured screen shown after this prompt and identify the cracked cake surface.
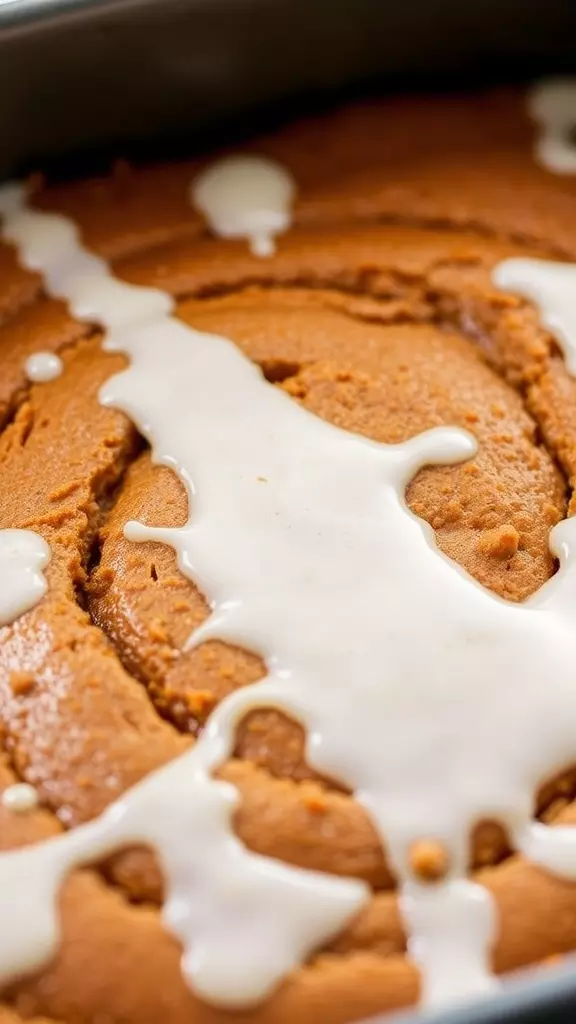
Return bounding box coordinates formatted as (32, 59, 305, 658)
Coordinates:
(2, 85, 576, 1023)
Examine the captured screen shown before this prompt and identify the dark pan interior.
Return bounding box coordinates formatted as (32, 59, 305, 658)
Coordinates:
(1, 0, 576, 175)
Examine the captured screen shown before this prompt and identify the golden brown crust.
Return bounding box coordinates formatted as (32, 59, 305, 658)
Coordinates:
(0, 1010, 63, 1024)
(3, 87, 576, 1022)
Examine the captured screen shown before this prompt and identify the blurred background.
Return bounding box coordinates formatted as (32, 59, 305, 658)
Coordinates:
(1, 0, 576, 177)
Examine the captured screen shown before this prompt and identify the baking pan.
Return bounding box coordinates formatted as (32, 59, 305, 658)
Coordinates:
(1, 0, 576, 176)
(395, 961, 576, 1024)
(1, 1, 576, 1023)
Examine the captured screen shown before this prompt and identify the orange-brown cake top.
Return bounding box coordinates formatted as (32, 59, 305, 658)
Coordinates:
(1, 83, 576, 1024)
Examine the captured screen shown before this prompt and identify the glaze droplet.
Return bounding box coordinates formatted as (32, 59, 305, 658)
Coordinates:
(529, 78, 576, 174)
(191, 155, 295, 257)
(25, 352, 63, 383)
(2, 784, 39, 813)
(0, 529, 51, 626)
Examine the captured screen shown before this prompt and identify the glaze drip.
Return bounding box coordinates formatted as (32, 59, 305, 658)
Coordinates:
(190, 155, 295, 256)
(2, 181, 576, 1013)
(0, 528, 50, 626)
(529, 79, 576, 174)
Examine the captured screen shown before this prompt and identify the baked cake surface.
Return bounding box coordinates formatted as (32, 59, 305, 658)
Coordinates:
(2, 85, 576, 1023)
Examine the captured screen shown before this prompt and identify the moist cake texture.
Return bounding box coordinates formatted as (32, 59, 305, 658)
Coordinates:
(2, 86, 576, 1023)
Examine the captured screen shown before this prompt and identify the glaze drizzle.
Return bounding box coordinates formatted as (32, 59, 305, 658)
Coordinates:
(2, 178, 576, 1014)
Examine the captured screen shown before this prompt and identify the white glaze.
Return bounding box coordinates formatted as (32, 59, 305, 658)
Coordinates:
(3, 182, 576, 1012)
(24, 351, 63, 383)
(529, 78, 576, 174)
(191, 155, 295, 256)
(0, 529, 50, 626)
(493, 259, 576, 374)
(0, 716, 365, 1004)
(402, 879, 499, 1008)
(2, 783, 39, 813)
